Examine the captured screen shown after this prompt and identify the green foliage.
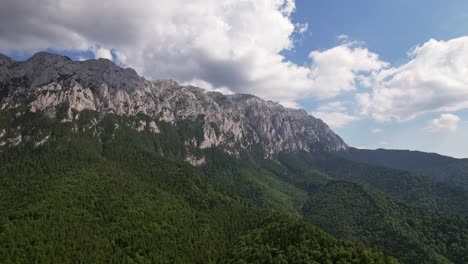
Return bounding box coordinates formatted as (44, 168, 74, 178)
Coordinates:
(278, 151, 468, 215)
(303, 181, 468, 264)
(1, 107, 466, 263)
(274, 151, 468, 264)
(202, 149, 308, 215)
(0, 134, 254, 263)
(0, 109, 394, 263)
(227, 211, 400, 264)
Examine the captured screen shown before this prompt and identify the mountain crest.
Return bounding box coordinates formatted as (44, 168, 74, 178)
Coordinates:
(0, 52, 347, 162)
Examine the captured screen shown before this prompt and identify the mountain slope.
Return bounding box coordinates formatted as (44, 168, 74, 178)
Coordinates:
(340, 147, 468, 188)
(227, 211, 399, 264)
(0, 108, 393, 263)
(277, 151, 468, 215)
(302, 181, 468, 264)
(205, 150, 468, 263)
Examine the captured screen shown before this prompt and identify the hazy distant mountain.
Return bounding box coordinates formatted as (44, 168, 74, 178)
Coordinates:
(340, 147, 468, 188)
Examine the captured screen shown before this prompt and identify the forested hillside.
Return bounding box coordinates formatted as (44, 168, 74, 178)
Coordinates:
(303, 181, 467, 264)
(278, 151, 468, 215)
(0, 107, 397, 263)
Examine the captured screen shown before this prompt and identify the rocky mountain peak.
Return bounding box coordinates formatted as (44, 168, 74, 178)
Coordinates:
(0, 54, 13, 65)
(26, 52, 72, 64)
(0, 52, 347, 162)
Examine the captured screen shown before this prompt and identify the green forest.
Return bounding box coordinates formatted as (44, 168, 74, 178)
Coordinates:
(0, 106, 466, 263)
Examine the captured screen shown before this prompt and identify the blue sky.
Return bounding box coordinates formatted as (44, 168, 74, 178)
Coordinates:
(290, 0, 468, 63)
(287, 0, 468, 157)
(1, 0, 468, 157)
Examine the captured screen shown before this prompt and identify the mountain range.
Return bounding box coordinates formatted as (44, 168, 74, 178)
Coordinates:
(0, 52, 466, 263)
(0, 52, 346, 161)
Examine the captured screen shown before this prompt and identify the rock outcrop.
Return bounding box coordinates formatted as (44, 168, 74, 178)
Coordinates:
(0, 52, 347, 159)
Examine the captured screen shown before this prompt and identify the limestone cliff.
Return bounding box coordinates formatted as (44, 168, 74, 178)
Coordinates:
(0, 52, 347, 162)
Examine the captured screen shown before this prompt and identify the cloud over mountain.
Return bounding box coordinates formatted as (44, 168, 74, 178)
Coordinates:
(0, 0, 384, 108)
(1, 0, 468, 132)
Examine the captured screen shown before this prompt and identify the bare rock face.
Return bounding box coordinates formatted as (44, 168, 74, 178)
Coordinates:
(0, 52, 347, 159)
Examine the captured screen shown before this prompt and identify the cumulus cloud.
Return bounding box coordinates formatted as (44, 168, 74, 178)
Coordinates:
(0, 0, 385, 108)
(426, 113, 460, 132)
(359, 36, 468, 122)
(2, 0, 467, 131)
(93, 47, 113, 60)
(181, 79, 234, 95)
(308, 43, 387, 98)
(337, 34, 349, 41)
(371, 128, 382, 134)
(311, 101, 358, 129)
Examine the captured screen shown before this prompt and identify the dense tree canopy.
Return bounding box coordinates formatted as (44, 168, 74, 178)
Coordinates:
(0, 108, 398, 263)
(0, 107, 466, 263)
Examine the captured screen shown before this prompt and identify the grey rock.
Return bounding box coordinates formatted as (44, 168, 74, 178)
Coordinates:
(0, 52, 347, 158)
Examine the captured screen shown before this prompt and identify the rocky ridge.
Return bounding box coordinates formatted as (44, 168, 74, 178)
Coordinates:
(0, 52, 347, 163)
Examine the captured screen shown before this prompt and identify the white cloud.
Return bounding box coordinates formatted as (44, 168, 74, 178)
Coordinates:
(307, 43, 387, 99)
(371, 128, 382, 134)
(426, 113, 460, 132)
(77, 56, 90, 61)
(313, 111, 357, 129)
(0, 0, 385, 109)
(3, 0, 467, 132)
(359, 36, 468, 122)
(93, 47, 113, 60)
(182, 79, 233, 95)
(311, 101, 358, 129)
(354, 146, 370, 149)
(296, 22, 309, 34)
(337, 34, 349, 41)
